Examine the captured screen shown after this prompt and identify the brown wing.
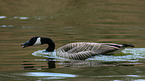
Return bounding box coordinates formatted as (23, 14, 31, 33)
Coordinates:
(57, 43, 124, 60)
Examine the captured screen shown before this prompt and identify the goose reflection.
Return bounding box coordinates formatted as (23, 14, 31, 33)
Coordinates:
(22, 58, 56, 70)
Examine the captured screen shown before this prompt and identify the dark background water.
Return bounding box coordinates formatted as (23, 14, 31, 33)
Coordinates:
(0, 0, 145, 81)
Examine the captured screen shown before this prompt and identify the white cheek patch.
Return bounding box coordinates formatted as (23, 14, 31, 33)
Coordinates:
(34, 37, 41, 46)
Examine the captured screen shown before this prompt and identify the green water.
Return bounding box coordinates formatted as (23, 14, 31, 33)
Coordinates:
(0, 0, 145, 81)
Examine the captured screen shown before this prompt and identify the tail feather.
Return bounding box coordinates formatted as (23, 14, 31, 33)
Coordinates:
(122, 44, 135, 47)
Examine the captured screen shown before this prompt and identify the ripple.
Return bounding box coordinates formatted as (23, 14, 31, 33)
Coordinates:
(0, 16, 6, 19)
(32, 50, 67, 60)
(12, 16, 47, 20)
(87, 48, 145, 62)
(32, 48, 145, 62)
(21, 72, 77, 80)
(13, 16, 29, 20)
(24, 72, 77, 77)
(134, 79, 145, 81)
(0, 25, 13, 28)
(0, 16, 47, 20)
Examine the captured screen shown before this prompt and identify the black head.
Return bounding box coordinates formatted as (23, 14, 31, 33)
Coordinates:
(21, 37, 41, 48)
(21, 37, 55, 52)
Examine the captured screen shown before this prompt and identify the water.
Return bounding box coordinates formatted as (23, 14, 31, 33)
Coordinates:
(0, 0, 145, 81)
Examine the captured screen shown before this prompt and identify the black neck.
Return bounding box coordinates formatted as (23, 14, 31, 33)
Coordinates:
(41, 37, 55, 52)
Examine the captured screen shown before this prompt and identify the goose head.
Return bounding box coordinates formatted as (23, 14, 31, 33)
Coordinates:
(21, 37, 55, 52)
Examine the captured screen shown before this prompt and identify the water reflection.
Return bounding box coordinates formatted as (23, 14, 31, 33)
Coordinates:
(134, 79, 145, 81)
(17, 72, 77, 80)
(0, 16, 6, 19)
(22, 58, 108, 70)
(2, 72, 77, 80)
(0, 25, 13, 28)
(22, 60, 53, 70)
(95, 75, 142, 78)
(13, 16, 29, 20)
(0, 15, 47, 20)
(23, 57, 141, 70)
(47, 58, 56, 68)
(1, 72, 145, 81)
(23, 72, 77, 77)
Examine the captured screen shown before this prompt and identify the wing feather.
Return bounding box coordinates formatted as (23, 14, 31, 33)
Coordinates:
(56, 42, 126, 60)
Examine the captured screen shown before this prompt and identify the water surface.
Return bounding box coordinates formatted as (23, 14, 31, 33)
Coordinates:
(0, 0, 145, 81)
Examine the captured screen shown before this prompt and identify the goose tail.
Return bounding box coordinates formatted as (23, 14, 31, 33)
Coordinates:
(122, 44, 135, 47)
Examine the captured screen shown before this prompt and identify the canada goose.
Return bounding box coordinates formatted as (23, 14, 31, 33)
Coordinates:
(21, 37, 134, 60)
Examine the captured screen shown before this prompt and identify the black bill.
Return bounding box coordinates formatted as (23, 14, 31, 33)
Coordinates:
(21, 41, 30, 48)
